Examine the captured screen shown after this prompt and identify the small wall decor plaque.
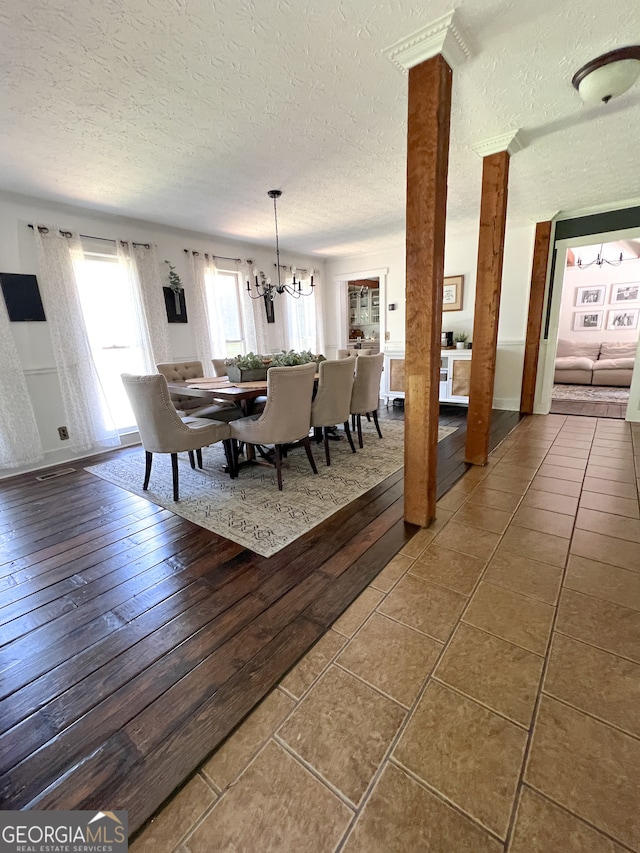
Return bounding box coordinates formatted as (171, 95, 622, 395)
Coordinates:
(442, 275, 464, 311)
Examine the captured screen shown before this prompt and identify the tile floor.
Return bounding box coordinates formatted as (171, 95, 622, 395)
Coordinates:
(131, 414, 640, 853)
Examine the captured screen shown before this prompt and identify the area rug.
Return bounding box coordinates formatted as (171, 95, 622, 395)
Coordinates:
(86, 422, 457, 558)
(552, 384, 630, 403)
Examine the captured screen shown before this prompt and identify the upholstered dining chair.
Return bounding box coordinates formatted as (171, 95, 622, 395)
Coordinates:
(311, 358, 356, 465)
(121, 372, 235, 501)
(349, 351, 384, 448)
(230, 362, 318, 490)
(156, 360, 240, 423)
(211, 358, 228, 377)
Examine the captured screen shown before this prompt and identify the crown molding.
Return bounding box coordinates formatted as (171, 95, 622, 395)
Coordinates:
(383, 11, 471, 73)
(555, 195, 640, 221)
(471, 129, 525, 158)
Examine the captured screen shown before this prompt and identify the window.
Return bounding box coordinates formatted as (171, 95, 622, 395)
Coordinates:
(205, 270, 246, 357)
(73, 252, 146, 431)
(284, 287, 321, 353)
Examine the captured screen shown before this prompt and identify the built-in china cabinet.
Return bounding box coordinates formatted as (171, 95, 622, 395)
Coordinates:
(347, 279, 380, 354)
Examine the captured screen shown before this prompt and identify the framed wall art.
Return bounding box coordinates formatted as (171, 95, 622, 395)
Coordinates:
(163, 286, 187, 322)
(0, 272, 46, 321)
(610, 282, 640, 304)
(575, 284, 605, 307)
(573, 310, 603, 331)
(442, 275, 464, 311)
(607, 308, 639, 330)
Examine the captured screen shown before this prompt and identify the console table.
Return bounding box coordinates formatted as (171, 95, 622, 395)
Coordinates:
(382, 349, 472, 405)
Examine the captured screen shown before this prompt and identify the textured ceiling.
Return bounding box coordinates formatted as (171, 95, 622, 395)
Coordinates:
(1, 0, 639, 257)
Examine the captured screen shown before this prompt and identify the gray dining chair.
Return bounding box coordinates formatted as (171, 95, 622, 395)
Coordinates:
(212, 358, 228, 376)
(230, 362, 318, 490)
(349, 351, 384, 448)
(121, 372, 235, 501)
(311, 358, 356, 465)
(156, 360, 240, 423)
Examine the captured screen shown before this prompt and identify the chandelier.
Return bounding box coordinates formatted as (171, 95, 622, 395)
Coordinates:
(245, 190, 315, 301)
(576, 244, 624, 269)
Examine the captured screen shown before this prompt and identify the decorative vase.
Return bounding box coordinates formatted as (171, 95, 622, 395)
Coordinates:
(456, 341, 466, 350)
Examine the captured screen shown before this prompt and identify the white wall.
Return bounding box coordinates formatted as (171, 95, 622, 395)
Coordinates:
(558, 256, 640, 343)
(0, 190, 323, 477)
(325, 221, 536, 411)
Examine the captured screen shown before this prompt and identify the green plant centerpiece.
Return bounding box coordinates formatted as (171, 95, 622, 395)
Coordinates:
(454, 331, 469, 349)
(227, 350, 326, 383)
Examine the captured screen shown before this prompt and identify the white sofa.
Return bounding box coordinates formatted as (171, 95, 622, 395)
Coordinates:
(554, 340, 636, 387)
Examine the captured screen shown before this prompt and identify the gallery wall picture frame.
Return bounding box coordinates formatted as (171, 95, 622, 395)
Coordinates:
(442, 275, 464, 311)
(610, 282, 640, 304)
(573, 310, 603, 331)
(575, 284, 606, 307)
(607, 308, 639, 330)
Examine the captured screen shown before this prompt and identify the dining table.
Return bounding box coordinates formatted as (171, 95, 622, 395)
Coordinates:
(167, 375, 270, 470)
(167, 372, 325, 472)
(166, 376, 268, 416)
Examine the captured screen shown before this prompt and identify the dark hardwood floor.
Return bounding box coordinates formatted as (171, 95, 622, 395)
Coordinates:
(0, 406, 519, 833)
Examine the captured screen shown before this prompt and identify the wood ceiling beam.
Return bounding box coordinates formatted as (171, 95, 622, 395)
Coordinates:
(404, 54, 452, 527)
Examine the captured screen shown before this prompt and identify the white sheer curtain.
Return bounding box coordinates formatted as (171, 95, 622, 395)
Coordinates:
(34, 227, 120, 452)
(283, 268, 325, 354)
(188, 252, 224, 375)
(238, 261, 261, 353)
(116, 241, 171, 371)
(0, 296, 44, 468)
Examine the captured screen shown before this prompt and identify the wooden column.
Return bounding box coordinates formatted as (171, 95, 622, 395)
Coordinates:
(404, 55, 452, 527)
(465, 150, 510, 466)
(520, 220, 552, 413)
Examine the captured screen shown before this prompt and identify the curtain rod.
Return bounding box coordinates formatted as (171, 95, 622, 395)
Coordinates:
(27, 224, 150, 248)
(183, 249, 312, 275)
(184, 249, 245, 263)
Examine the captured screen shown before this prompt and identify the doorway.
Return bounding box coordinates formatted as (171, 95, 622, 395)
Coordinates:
(535, 228, 640, 423)
(334, 266, 388, 358)
(347, 278, 380, 354)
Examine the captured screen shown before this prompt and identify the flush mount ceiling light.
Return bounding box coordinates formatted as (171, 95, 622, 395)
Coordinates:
(572, 46, 640, 105)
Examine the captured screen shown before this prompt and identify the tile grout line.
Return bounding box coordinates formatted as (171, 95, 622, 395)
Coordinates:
(502, 415, 601, 852)
(170, 415, 637, 853)
(538, 688, 640, 743)
(388, 755, 507, 845)
(521, 783, 638, 853)
(332, 417, 566, 853)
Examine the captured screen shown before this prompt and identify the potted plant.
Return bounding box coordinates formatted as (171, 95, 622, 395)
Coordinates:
(226, 350, 327, 382)
(454, 332, 469, 350)
(226, 352, 269, 383)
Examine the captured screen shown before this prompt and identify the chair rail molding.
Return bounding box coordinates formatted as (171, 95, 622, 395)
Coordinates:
(23, 365, 58, 375)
